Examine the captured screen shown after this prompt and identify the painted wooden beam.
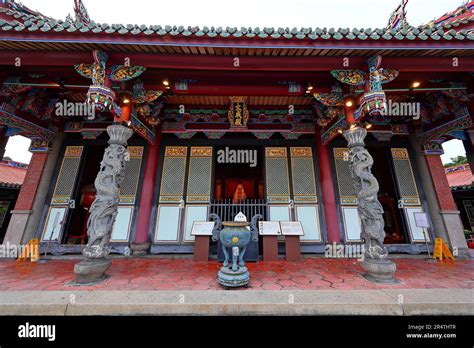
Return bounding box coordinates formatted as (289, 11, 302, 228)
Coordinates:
(1, 51, 473, 72)
(0, 31, 472, 50)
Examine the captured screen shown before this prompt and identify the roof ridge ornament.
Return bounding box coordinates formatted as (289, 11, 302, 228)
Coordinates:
(4, 0, 50, 19)
(73, 0, 90, 25)
(386, 0, 409, 31)
(65, 0, 90, 25)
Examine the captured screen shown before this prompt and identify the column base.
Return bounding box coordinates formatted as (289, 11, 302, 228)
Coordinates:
(3, 210, 32, 245)
(439, 210, 469, 250)
(130, 242, 150, 256)
(457, 248, 474, 259)
(73, 258, 111, 285)
(360, 258, 398, 284)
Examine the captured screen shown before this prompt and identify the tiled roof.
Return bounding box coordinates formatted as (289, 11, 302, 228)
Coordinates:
(445, 164, 474, 189)
(0, 160, 27, 187)
(0, 6, 472, 42)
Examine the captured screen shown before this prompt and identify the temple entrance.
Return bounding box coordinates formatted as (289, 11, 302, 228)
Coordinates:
(63, 145, 104, 245)
(212, 145, 265, 260)
(214, 145, 264, 203)
(369, 146, 408, 244)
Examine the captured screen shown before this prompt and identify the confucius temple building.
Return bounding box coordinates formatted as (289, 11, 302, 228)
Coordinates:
(0, 0, 473, 261)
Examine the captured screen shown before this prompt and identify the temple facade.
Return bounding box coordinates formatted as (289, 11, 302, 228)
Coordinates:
(0, 0, 473, 259)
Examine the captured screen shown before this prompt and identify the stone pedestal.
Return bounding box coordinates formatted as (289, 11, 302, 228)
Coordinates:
(73, 258, 112, 285)
(360, 258, 397, 284)
(3, 210, 31, 245)
(440, 210, 470, 258)
(130, 241, 150, 256)
(217, 266, 250, 289)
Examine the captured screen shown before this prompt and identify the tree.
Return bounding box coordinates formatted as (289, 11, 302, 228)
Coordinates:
(444, 155, 468, 167)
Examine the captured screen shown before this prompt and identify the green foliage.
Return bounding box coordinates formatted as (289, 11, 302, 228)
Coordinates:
(444, 156, 468, 167)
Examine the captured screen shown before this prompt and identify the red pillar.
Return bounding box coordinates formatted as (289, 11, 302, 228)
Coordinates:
(132, 128, 161, 252)
(315, 131, 341, 243)
(343, 95, 356, 126)
(14, 152, 48, 210)
(425, 155, 458, 211)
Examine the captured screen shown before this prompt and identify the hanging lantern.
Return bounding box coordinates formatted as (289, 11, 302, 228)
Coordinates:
(360, 91, 387, 117)
(86, 85, 116, 112)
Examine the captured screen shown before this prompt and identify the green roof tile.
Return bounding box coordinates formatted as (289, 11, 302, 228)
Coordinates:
(0, 5, 471, 45)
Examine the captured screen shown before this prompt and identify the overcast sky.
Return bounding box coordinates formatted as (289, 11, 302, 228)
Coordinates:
(3, 0, 469, 163)
(17, 0, 461, 28)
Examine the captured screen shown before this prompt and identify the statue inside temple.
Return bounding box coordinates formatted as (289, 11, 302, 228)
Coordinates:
(232, 183, 247, 204)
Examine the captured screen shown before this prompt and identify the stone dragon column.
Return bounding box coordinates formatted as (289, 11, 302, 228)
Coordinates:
(72, 49, 147, 283)
(343, 126, 397, 283)
(74, 124, 133, 284)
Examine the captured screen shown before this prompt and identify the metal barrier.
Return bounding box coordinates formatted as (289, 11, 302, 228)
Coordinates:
(209, 199, 268, 221)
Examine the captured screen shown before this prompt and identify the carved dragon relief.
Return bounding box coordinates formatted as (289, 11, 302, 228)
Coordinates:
(82, 125, 133, 259)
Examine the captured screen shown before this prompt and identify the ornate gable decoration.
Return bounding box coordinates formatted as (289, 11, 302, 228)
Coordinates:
(228, 96, 249, 129)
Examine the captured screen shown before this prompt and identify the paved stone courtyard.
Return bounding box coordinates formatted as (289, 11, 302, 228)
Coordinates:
(0, 256, 472, 291)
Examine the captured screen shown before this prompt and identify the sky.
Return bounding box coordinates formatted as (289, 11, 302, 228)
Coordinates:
(3, 0, 469, 164)
(15, 0, 461, 28)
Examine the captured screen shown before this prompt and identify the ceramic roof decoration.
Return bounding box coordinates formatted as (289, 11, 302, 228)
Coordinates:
(0, 1, 472, 43)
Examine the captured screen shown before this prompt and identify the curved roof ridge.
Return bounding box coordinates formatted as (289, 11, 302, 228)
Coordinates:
(0, 3, 472, 42)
